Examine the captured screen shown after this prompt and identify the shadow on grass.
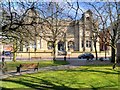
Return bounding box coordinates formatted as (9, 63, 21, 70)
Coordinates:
(2, 74, 118, 90)
(66, 68, 119, 75)
(90, 85, 118, 90)
(2, 75, 77, 90)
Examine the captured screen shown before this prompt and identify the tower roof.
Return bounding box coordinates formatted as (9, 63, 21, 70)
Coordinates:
(85, 9, 92, 14)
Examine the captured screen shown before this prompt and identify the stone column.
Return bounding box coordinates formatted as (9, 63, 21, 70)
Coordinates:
(55, 41, 58, 56)
(65, 41, 68, 51)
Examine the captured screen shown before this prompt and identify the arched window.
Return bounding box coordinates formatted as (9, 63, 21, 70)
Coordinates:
(47, 41, 53, 50)
(86, 17, 90, 21)
(68, 41, 74, 50)
(86, 40, 91, 48)
(58, 41, 64, 51)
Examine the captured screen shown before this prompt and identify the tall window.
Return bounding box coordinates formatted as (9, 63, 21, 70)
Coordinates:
(86, 40, 91, 48)
(68, 41, 74, 50)
(39, 38, 41, 49)
(82, 40, 84, 47)
(19, 44, 23, 51)
(34, 41, 37, 51)
(25, 43, 29, 52)
(47, 41, 53, 50)
(86, 40, 89, 47)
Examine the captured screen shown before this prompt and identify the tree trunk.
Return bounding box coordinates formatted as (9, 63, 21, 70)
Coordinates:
(105, 49, 107, 59)
(13, 52, 16, 62)
(13, 39, 17, 62)
(94, 41, 98, 60)
(53, 41, 56, 61)
(105, 44, 107, 59)
(111, 46, 115, 63)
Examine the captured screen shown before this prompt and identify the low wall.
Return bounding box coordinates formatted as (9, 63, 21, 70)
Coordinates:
(16, 51, 111, 60)
(71, 51, 111, 57)
(16, 52, 52, 59)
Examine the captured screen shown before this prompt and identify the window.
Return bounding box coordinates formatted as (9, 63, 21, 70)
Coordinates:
(25, 43, 29, 52)
(68, 41, 74, 50)
(19, 44, 23, 51)
(34, 41, 37, 51)
(82, 40, 84, 47)
(39, 38, 41, 49)
(86, 40, 91, 48)
(86, 17, 90, 21)
(89, 41, 91, 47)
(47, 41, 53, 50)
(26, 47, 29, 52)
(86, 40, 89, 47)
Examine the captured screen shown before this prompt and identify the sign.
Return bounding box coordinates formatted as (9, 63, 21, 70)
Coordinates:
(3, 45, 13, 51)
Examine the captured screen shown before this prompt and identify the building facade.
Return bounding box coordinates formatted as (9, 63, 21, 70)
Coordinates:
(18, 10, 100, 53)
(1, 10, 101, 59)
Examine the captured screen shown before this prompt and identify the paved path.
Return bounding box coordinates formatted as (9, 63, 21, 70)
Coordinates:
(0, 60, 112, 79)
(67, 59, 112, 66)
(0, 65, 79, 79)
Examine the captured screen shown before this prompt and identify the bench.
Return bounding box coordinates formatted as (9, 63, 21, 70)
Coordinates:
(16, 63, 39, 73)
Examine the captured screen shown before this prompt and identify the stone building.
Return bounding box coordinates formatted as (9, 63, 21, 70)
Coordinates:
(19, 10, 100, 53)
(99, 29, 110, 51)
(1, 10, 100, 59)
(66, 10, 99, 52)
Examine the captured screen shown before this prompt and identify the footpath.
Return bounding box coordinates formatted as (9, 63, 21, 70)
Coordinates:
(0, 65, 79, 79)
(0, 60, 112, 79)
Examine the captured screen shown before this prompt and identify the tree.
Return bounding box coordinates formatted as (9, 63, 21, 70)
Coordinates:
(1, 1, 39, 61)
(88, 2, 120, 67)
(35, 2, 72, 61)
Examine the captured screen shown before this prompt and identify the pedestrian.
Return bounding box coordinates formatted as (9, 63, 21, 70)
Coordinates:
(1, 55, 7, 74)
(64, 51, 67, 61)
(2, 56, 5, 62)
(68, 50, 71, 59)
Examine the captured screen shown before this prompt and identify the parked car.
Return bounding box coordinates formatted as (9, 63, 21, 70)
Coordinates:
(78, 53, 94, 60)
(58, 50, 66, 55)
(2, 51, 11, 56)
(99, 57, 104, 61)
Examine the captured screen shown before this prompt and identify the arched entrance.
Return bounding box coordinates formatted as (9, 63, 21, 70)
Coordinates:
(68, 41, 74, 51)
(58, 41, 65, 51)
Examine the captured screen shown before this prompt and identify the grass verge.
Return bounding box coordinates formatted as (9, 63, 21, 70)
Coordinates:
(0, 60, 69, 71)
(1, 66, 120, 89)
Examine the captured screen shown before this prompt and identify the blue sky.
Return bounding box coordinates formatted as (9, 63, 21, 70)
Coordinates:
(1, 1, 118, 25)
(2, 0, 120, 2)
(0, 1, 108, 20)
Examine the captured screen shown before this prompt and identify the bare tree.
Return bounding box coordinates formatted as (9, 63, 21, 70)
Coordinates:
(88, 2, 120, 68)
(35, 2, 72, 61)
(1, 1, 39, 61)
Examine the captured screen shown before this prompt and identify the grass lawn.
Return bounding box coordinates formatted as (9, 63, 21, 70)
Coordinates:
(1, 66, 120, 90)
(0, 60, 69, 71)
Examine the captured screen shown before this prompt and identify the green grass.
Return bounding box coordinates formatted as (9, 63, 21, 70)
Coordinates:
(1, 60, 69, 71)
(1, 66, 120, 90)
